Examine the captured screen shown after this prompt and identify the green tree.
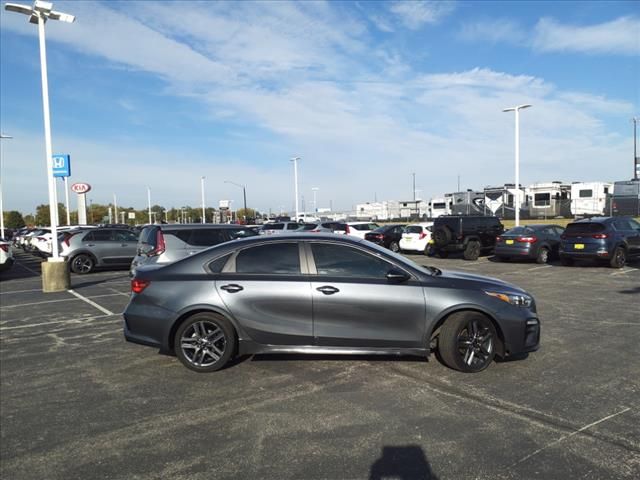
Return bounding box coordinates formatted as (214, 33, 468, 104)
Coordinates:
(4, 210, 25, 229)
(34, 203, 66, 226)
(236, 208, 257, 223)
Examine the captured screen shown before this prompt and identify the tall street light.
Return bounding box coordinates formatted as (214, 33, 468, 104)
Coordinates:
(4, 1, 75, 261)
(224, 180, 247, 218)
(200, 176, 206, 223)
(311, 187, 319, 213)
(503, 104, 532, 227)
(0, 134, 13, 239)
(147, 186, 152, 224)
(290, 156, 300, 219)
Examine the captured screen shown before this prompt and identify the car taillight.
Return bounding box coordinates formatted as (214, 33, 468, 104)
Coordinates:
(345, 225, 351, 234)
(149, 230, 166, 256)
(592, 233, 608, 239)
(63, 232, 77, 246)
(0, 244, 8, 252)
(517, 236, 537, 243)
(496, 236, 503, 242)
(131, 279, 150, 294)
(419, 232, 427, 240)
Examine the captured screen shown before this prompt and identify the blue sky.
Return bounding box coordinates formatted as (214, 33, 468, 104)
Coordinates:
(1, 0, 638, 215)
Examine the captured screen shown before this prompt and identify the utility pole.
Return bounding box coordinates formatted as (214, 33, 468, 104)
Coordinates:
(291, 157, 300, 220)
(633, 117, 638, 180)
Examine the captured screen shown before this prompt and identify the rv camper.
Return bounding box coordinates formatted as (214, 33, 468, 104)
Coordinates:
(428, 195, 452, 219)
(527, 182, 572, 218)
(570, 182, 613, 216)
(449, 191, 485, 215)
(483, 184, 527, 219)
(611, 180, 640, 216)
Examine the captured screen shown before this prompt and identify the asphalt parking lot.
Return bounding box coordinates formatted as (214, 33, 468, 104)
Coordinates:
(1, 249, 639, 480)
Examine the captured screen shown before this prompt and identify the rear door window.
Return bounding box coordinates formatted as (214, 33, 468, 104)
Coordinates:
(235, 243, 301, 274)
(113, 230, 139, 242)
(83, 230, 112, 242)
(268, 223, 284, 230)
(565, 223, 606, 234)
(187, 229, 227, 247)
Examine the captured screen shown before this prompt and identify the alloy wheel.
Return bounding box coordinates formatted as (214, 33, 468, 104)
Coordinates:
(72, 255, 94, 274)
(180, 320, 227, 367)
(456, 319, 494, 369)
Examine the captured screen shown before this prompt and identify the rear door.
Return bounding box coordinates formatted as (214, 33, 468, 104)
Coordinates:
(81, 229, 119, 264)
(216, 242, 313, 345)
(308, 242, 426, 348)
(111, 229, 140, 264)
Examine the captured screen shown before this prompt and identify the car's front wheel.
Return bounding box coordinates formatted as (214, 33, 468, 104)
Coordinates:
(389, 241, 400, 253)
(438, 312, 497, 373)
(175, 313, 236, 372)
(536, 247, 550, 264)
(610, 247, 626, 269)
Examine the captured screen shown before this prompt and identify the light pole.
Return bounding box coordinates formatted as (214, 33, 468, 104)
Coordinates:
(5, 1, 75, 261)
(224, 180, 247, 220)
(113, 193, 118, 225)
(290, 156, 300, 220)
(0, 134, 13, 239)
(200, 176, 206, 223)
(312, 187, 319, 213)
(147, 186, 152, 224)
(633, 117, 639, 180)
(503, 104, 532, 226)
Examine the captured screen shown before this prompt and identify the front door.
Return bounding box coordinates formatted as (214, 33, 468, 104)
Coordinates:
(308, 242, 426, 348)
(216, 242, 313, 345)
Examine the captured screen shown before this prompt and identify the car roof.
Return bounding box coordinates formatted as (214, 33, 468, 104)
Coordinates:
(572, 217, 614, 224)
(153, 224, 252, 231)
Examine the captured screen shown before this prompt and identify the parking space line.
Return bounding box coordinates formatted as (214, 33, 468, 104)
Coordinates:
(0, 313, 118, 331)
(67, 289, 115, 315)
(513, 407, 632, 466)
(0, 288, 43, 295)
(609, 268, 634, 276)
(527, 265, 553, 271)
(107, 287, 130, 298)
(0, 298, 81, 309)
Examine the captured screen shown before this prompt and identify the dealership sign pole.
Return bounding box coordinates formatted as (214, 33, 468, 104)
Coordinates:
(71, 183, 91, 225)
(52, 153, 71, 225)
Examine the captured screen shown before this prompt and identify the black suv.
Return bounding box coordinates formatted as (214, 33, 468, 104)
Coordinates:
(429, 216, 504, 260)
(559, 216, 640, 268)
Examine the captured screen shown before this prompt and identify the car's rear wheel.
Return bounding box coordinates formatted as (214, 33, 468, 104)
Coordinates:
(463, 241, 481, 261)
(610, 247, 626, 269)
(536, 247, 550, 264)
(439, 312, 497, 373)
(175, 313, 235, 372)
(70, 254, 95, 274)
(560, 256, 574, 266)
(389, 241, 400, 253)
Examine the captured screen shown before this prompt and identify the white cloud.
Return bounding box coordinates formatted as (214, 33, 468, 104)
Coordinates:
(458, 19, 526, 44)
(389, 1, 456, 30)
(532, 16, 640, 56)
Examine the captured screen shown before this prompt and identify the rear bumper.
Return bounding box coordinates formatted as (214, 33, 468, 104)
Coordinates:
(123, 298, 176, 352)
(494, 245, 534, 258)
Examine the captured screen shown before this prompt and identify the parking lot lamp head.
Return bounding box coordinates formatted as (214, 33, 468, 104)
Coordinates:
(4, 1, 75, 260)
(503, 104, 532, 227)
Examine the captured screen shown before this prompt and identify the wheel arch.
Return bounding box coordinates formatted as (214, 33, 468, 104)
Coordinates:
(167, 306, 240, 354)
(427, 307, 506, 358)
(69, 250, 99, 265)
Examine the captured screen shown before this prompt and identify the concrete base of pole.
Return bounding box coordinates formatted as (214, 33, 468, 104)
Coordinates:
(42, 258, 70, 293)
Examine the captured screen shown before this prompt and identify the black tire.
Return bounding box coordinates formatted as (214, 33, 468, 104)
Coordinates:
(389, 241, 400, 253)
(494, 255, 508, 262)
(438, 312, 497, 373)
(463, 241, 481, 261)
(536, 247, 550, 264)
(432, 226, 452, 247)
(70, 254, 95, 274)
(425, 245, 436, 256)
(438, 250, 449, 259)
(610, 247, 626, 269)
(560, 256, 574, 266)
(174, 313, 236, 372)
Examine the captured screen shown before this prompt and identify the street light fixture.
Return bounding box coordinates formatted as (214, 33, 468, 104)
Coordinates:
(290, 156, 300, 220)
(503, 104, 532, 227)
(0, 134, 13, 239)
(4, 0, 75, 261)
(224, 180, 247, 218)
(200, 176, 206, 223)
(311, 187, 319, 213)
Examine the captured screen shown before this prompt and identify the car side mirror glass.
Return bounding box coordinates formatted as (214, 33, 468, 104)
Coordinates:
(386, 268, 410, 283)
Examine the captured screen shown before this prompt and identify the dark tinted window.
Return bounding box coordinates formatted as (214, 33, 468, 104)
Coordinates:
(406, 226, 423, 234)
(188, 229, 227, 246)
(579, 189, 593, 198)
(227, 228, 258, 239)
(351, 224, 371, 231)
(432, 202, 446, 209)
(83, 230, 112, 242)
(565, 223, 606, 234)
(534, 193, 551, 205)
(300, 224, 318, 231)
(114, 230, 139, 242)
(236, 243, 300, 274)
(505, 226, 535, 235)
(553, 226, 565, 236)
(286, 223, 302, 230)
(208, 254, 231, 273)
(139, 227, 158, 246)
(267, 223, 284, 230)
(311, 243, 392, 278)
(613, 220, 632, 231)
(629, 219, 640, 230)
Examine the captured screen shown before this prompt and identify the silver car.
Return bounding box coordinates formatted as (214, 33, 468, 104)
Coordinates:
(130, 224, 257, 276)
(61, 228, 139, 274)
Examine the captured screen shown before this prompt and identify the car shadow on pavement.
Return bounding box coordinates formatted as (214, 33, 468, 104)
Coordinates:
(249, 354, 429, 364)
(369, 445, 438, 480)
(71, 274, 130, 289)
(618, 286, 640, 295)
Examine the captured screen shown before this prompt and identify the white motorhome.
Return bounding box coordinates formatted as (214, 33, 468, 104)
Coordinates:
(483, 184, 526, 219)
(428, 195, 452, 219)
(570, 182, 613, 216)
(527, 182, 572, 218)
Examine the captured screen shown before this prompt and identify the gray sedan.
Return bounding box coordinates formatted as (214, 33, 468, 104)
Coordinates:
(124, 234, 540, 373)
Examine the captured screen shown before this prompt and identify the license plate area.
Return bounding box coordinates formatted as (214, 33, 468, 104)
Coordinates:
(505, 239, 514, 245)
(574, 243, 585, 250)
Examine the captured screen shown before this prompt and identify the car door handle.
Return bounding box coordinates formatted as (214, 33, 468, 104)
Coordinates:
(220, 284, 244, 293)
(86, 244, 95, 247)
(121, 244, 128, 247)
(317, 286, 340, 295)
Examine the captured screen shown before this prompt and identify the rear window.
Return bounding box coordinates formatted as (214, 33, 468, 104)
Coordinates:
(286, 223, 302, 230)
(505, 226, 535, 235)
(405, 226, 424, 234)
(565, 223, 606, 234)
(579, 189, 593, 198)
(139, 227, 158, 246)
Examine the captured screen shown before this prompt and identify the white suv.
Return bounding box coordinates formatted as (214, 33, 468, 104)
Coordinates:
(0, 239, 14, 272)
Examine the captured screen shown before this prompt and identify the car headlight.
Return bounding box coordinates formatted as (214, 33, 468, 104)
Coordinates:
(485, 291, 533, 307)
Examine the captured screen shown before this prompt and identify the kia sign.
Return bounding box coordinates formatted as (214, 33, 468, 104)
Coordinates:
(71, 183, 91, 194)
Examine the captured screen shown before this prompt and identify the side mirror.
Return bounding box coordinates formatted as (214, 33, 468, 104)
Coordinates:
(386, 268, 410, 283)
